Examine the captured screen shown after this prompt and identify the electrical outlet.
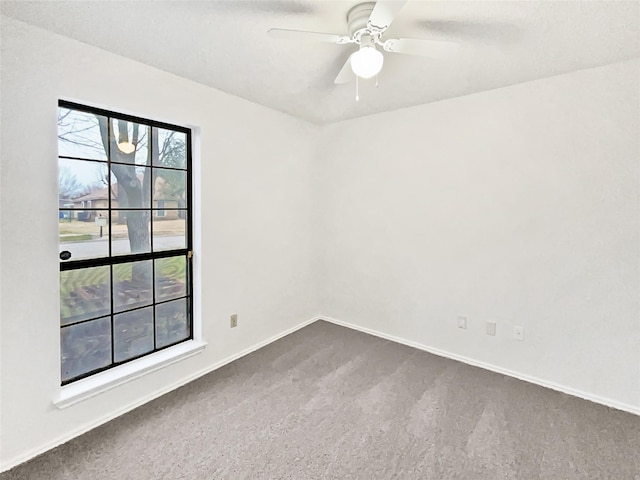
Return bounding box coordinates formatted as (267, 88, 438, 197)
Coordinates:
(457, 315, 467, 329)
(486, 321, 496, 336)
(513, 326, 524, 341)
(230, 314, 238, 328)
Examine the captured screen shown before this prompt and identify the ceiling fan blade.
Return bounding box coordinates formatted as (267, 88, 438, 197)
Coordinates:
(268, 28, 350, 44)
(383, 37, 459, 58)
(368, 0, 408, 31)
(334, 56, 354, 84)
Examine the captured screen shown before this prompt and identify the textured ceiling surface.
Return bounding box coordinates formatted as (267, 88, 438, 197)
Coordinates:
(2, 0, 639, 124)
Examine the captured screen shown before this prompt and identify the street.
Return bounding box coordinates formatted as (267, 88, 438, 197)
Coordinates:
(60, 235, 186, 260)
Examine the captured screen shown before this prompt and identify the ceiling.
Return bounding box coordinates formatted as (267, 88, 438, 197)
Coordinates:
(2, 1, 639, 124)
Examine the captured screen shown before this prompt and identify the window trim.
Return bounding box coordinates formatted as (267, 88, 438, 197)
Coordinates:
(58, 100, 195, 385)
(54, 340, 207, 409)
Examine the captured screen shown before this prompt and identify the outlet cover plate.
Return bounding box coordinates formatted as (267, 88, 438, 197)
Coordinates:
(457, 316, 467, 329)
(486, 321, 496, 336)
(230, 314, 238, 328)
(514, 326, 524, 341)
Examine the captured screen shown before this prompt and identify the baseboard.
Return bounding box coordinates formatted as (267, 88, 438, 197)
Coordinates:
(320, 315, 640, 417)
(0, 315, 322, 473)
(5, 313, 636, 472)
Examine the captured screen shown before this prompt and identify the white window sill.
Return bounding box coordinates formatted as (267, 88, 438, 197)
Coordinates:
(54, 340, 207, 409)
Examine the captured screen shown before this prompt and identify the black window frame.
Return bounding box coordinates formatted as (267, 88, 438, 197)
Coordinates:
(58, 100, 194, 385)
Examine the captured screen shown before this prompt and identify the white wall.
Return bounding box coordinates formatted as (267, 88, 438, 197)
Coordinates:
(0, 17, 320, 469)
(318, 59, 640, 412)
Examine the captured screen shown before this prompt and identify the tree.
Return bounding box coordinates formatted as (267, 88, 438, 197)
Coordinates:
(155, 131, 187, 218)
(95, 164, 128, 224)
(58, 166, 87, 200)
(58, 108, 186, 259)
(58, 109, 149, 252)
(97, 118, 151, 254)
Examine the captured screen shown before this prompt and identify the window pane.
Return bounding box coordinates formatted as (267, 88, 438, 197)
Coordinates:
(154, 127, 186, 169)
(61, 317, 111, 382)
(113, 307, 154, 362)
(113, 260, 153, 313)
(59, 210, 110, 261)
(110, 119, 149, 166)
(60, 266, 111, 325)
(156, 298, 190, 348)
(111, 210, 151, 255)
(154, 168, 186, 212)
(111, 164, 152, 208)
(58, 158, 108, 205)
(155, 256, 187, 302)
(57, 108, 108, 161)
(153, 213, 186, 251)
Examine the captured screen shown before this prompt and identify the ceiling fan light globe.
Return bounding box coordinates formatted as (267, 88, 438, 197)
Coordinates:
(350, 46, 384, 79)
(117, 141, 135, 154)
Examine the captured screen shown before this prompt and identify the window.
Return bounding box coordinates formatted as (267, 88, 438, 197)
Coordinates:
(156, 200, 166, 217)
(58, 101, 193, 385)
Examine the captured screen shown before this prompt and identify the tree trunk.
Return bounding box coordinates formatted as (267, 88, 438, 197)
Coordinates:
(98, 117, 152, 251)
(98, 117, 152, 287)
(117, 188, 128, 224)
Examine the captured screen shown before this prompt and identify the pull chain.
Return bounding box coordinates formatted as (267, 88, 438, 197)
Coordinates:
(355, 75, 360, 102)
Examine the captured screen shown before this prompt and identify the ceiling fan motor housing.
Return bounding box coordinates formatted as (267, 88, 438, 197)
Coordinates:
(347, 2, 376, 38)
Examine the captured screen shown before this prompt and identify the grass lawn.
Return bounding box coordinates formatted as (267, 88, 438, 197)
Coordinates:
(59, 218, 185, 241)
(60, 255, 187, 320)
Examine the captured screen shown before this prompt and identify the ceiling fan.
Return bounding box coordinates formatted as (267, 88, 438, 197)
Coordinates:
(268, 0, 460, 89)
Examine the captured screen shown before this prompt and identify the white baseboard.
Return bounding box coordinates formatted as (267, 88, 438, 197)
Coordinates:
(4, 313, 637, 472)
(320, 315, 640, 417)
(0, 315, 321, 473)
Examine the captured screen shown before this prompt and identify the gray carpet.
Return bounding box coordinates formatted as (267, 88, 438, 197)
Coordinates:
(2, 320, 640, 479)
